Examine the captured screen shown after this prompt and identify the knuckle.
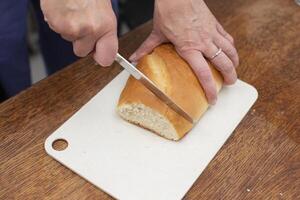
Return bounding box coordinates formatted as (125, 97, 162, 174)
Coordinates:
(176, 42, 196, 53)
(67, 21, 80, 36)
(84, 20, 98, 37)
(199, 31, 211, 41)
(84, 22, 94, 33)
(201, 38, 212, 49)
(199, 39, 213, 53)
(90, 24, 99, 36)
(102, 15, 117, 28)
(94, 17, 116, 38)
(199, 31, 212, 42)
(200, 45, 211, 54)
(176, 34, 208, 52)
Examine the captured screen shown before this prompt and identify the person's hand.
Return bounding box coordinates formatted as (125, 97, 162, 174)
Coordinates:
(41, 0, 118, 66)
(129, 0, 239, 104)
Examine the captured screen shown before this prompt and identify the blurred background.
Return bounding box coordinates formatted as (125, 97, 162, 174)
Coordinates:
(28, 0, 154, 84)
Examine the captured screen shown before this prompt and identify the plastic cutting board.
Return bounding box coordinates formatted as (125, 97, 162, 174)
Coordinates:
(45, 71, 258, 200)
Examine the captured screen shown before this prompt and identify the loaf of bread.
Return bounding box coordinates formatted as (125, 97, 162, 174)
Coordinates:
(117, 44, 223, 141)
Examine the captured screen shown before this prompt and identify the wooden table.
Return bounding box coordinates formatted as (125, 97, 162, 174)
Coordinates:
(1, 0, 299, 199)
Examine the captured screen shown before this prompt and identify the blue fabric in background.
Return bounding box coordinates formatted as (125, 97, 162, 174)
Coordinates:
(112, 0, 119, 18)
(0, 0, 119, 101)
(31, 0, 78, 75)
(0, 0, 31, 98)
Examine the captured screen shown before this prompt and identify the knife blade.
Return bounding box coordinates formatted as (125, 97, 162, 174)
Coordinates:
(115, 53, 195, 124)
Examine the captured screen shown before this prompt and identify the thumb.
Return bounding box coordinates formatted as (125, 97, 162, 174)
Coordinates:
(129, 31, 165, 62)
(93, 32, 118, 67)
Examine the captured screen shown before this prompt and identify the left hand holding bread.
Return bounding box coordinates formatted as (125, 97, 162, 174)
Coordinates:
(130, 0, 239, 105)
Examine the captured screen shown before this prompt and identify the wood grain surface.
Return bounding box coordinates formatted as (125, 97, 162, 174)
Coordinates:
(1, 0, 299, 199)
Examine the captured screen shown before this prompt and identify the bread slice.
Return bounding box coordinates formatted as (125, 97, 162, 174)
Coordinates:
(117, 44, 223, 141)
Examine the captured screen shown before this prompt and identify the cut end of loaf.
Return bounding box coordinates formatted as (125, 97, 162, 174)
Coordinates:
(117, 103, 180, 141)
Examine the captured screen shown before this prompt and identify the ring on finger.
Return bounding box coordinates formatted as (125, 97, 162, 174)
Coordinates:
(209, 48, 223, 60)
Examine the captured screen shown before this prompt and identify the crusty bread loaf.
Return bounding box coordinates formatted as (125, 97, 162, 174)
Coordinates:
(117, 44, 223, 141)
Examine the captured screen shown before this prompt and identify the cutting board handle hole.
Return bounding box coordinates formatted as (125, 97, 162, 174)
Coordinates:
(52, 139, 68, 151)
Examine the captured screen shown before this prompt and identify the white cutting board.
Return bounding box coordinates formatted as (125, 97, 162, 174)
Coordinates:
(45, 71, 258, 200)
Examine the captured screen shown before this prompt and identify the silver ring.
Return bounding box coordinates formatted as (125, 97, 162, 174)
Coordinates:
(209, 48, 222, 60)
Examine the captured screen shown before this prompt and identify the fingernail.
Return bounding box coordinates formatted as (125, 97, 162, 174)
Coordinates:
(94, 60, 110, 67)
(129, 53, 137, 61)
(93, 55, 112, 67)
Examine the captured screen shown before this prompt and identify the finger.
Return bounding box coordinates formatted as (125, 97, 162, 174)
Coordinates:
(214, 34, 239, 68)
(203, 42, 237, 85)
(46, 21, 78, 42)
(49, 23, 85, 42)
(216, 23, 234, 45)
(93, 32, 118, 67)
(73, 35, 97, 57)
(129, 31, 166, 62)
(177, 49, 218, 104)
(48, 18, 91, 41)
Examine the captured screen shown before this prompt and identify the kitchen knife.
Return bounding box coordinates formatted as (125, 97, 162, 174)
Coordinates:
(115, 53, 195, 124)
